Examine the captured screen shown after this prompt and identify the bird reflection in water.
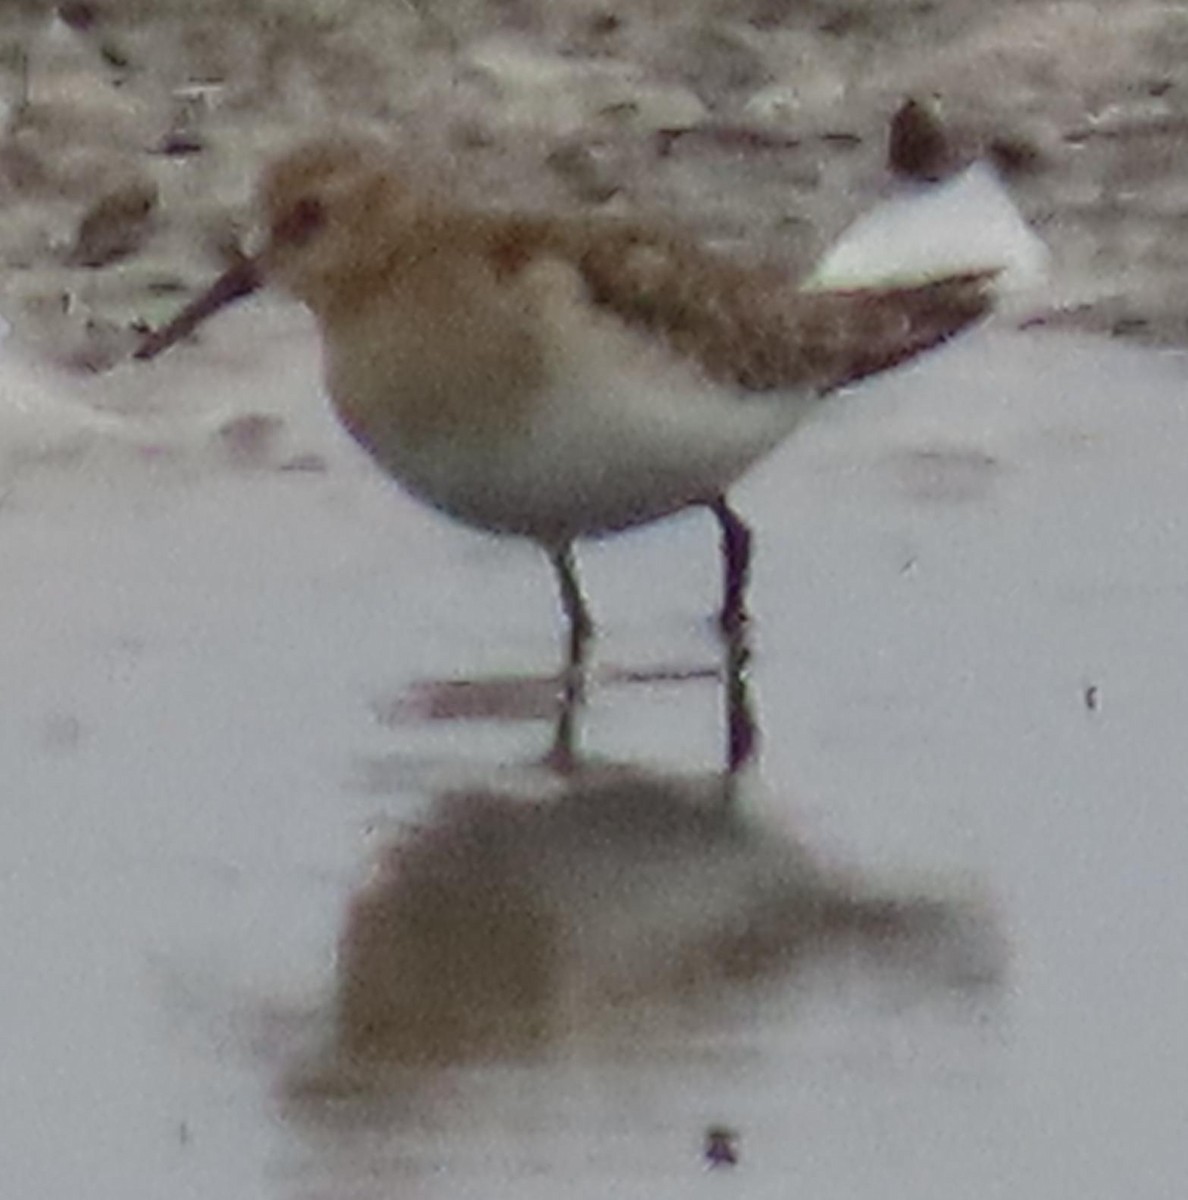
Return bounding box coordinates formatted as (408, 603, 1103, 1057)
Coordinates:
(277, 614, 1002, 1120)
(377, 617, 759, 784)
(548, 578, 757, 777)
(286, 683, 1000, 1102)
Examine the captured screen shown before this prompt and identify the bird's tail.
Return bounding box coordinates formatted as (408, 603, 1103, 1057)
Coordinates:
(802, 269, 998, 393)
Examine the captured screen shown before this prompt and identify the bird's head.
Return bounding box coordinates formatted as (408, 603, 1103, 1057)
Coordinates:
(136, 134, 409, 360)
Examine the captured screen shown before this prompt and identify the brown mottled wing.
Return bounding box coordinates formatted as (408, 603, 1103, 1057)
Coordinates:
(787, 273, 996, 392)
(572, 224, 994, 394)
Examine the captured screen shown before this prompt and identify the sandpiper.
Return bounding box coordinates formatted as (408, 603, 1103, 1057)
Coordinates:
(137, 136, 994, 669)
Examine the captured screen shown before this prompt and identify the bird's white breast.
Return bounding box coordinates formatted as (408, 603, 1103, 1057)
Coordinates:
(328, 256, 808, 543)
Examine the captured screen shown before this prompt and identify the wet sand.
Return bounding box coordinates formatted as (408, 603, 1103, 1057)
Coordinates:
(3, 2, 1188, 1196)
(3, 314, 1188, 1195)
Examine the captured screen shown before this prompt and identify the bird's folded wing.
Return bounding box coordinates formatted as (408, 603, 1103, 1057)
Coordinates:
(566, 223, 994, 395)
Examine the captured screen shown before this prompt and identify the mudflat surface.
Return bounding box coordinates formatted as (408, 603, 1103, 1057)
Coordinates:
(3, 2, 1188, 1197)
(2, 0, 1188, 358)
(3, 310, 1188, 1196)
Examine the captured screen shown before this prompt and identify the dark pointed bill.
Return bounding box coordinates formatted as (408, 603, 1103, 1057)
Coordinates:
(134, 255, 262, 361)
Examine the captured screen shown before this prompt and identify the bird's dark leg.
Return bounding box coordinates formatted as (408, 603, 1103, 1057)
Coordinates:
(547, 543, 594, 772)
(551, 542, 593, 672)
(706, 496, 758, 789)
(709, 496, 752, 635)
(723, 619, 758, 782)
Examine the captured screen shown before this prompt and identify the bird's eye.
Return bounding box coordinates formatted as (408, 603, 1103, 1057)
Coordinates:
(273, 196, 326, 247)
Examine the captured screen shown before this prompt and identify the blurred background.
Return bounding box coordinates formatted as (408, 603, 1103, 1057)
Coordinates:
(0, 0, 1186, 370)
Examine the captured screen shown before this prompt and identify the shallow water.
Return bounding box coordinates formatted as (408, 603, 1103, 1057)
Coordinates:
(3, 317, 1188, 1197)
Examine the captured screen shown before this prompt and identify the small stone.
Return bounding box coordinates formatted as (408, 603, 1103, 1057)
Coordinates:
(67, 176, 157, 268)
(98, 40, 130, 71)
(215, 414, 284, 468)
(665, 24, 769, 101)
(61, 318, 141, 373)
(0, 139, 50, 193)
(56, 3, 100, 34)
(154, 130, 206, 157)
(545, 140, 620, 203)
(987, 134, 1043, 178)
(278, 453, 328, 473)
(703, 1125, 739, 1168)
(586, 10, 622, 38)
(888, 96, 956, 182)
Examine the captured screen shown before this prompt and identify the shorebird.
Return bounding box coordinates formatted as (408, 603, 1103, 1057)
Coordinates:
(137, 137, 994, 673)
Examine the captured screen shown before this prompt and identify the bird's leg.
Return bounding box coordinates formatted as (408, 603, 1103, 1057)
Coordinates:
(706, 496, 758, 791)
(547, 543, 594, 772)
(551, 542, 594, 671)
(723, 618, 759, 784)
(709, 496, 752, 635)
